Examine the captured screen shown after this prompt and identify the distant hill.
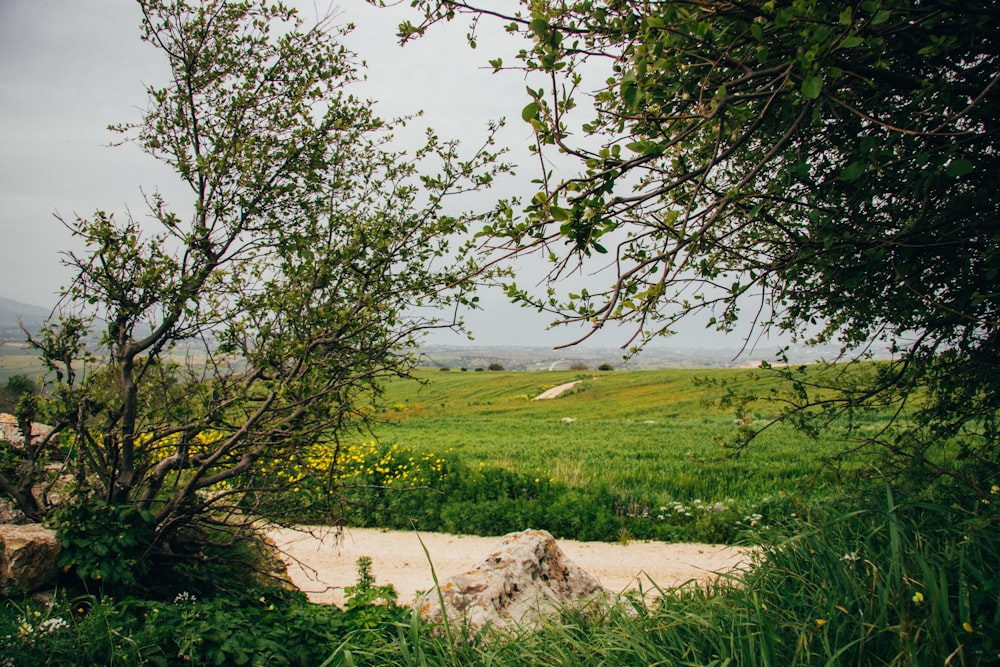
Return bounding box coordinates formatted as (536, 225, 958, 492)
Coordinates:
(0, 297, 50, 339)
(415, 343, 821, 371)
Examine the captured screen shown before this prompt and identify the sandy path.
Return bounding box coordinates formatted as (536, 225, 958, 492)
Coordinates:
(532, 381, 582, 400)
(270, 526, 751, 607)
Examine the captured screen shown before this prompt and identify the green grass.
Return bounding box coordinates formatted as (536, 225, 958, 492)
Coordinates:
(255, 365, 889, 543)
(4, 364, 997, 665)
(4, 494, 998, 666)
(349, 494, 999, 666)
(366, 368, 868, 508)
(0, 342, 45, 386)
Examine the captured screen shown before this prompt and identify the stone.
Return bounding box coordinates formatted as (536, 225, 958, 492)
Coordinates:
(0, 498, 26, 525)
(0, 413, 54, 447)
(0, 523, 61, 597)
(414, 529, 612, 635)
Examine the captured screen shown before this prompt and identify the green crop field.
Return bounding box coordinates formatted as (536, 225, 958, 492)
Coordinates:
(321, 366, 880, 541)
(0, 342, 46, 385)
(374, 369, 823, 495)
(0, 344, 884, 542)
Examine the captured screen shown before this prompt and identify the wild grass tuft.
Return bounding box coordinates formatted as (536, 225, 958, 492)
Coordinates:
(318, 489, 999, 666)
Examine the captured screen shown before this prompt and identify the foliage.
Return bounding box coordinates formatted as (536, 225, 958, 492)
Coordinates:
(2, 0, 507, 575)
(314, 491, 1000, 666)
(52, 501, 156, 589)
(0, 380, 57, 522)
(341, 557, 406, 634)
(49, 502, 292, 599)
(0, 374, 38, 413)
(393, 0, 1000, 489)
(256, 429, 796, 544)
(0, 557, 414, 666)
(0, 587, 351, 666)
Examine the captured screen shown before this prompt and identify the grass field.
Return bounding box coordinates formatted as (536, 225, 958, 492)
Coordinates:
(351, 367, 873, 527)
(0, 342, 45, 385)
(0, 349, 875, 515)
(4, 360, 996, 665)
(0, 347, 879, 539)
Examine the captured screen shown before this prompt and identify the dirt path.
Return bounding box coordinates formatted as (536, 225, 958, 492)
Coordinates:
(270, 527, 751, 608)
(532, 381, 582, 400)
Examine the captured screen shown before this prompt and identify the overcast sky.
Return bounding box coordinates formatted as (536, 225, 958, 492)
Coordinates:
(0, 1, 767, 352)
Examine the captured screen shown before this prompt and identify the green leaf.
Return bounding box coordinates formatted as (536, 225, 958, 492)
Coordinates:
(801, 76, 823, 99)
(839, 35, 863, 49)
(839, 163, 866, 182)
(945, 158, 973, 177)
(521, 102, 539, 122)
(529, 18, 549, 37)
(839, 7, 853, 25)
(550, 206, 571, 221)
(622, 81, 641, 109)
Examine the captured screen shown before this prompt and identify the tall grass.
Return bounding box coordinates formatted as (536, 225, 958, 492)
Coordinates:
(6, 493, 994, 665)
(326, 489, 1000, 666)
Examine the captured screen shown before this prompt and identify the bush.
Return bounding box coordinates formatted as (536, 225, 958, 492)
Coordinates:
(255, 440, 773, 543)
(52, 501, 156, 590)
(0, 558, 408, 666)
(0, 374, 39, 413)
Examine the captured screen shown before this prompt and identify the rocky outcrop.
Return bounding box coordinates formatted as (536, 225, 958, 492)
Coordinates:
(414, 529, 612, 635)
(0, 413, 60, 522)
(0, 523, 61, 596)
(0, 413, 54, 447)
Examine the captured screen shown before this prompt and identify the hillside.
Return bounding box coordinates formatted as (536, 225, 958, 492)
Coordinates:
(0, 297, 49, 339)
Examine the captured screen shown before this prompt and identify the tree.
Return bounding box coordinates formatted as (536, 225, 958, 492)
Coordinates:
(3, 0, 506, 570)
(0, 374, 38, 413)
(396, 1, 999, 488)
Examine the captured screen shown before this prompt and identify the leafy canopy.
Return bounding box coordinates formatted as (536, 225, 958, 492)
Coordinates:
(394, 0, 999, 486)
(2, 0, 507, 572)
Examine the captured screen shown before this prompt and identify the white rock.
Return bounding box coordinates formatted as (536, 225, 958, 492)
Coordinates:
(414, 529, 612, 635)
(0, 523, 61, 596)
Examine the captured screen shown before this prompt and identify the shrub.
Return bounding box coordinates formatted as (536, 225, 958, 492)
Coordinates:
(255, 439, 776, 543)
(52, 501, 156, 590)
(0, 558, 409, 666)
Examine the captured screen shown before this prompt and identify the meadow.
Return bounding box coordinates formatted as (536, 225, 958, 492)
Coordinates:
(3, 363, 997, 665)
(0, 342, 45, 385)
(286, 366, 873, 543)
(375, 367, 864, 497)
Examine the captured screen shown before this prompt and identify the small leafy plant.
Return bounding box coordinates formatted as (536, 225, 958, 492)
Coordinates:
(52, 500, 155, 589)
